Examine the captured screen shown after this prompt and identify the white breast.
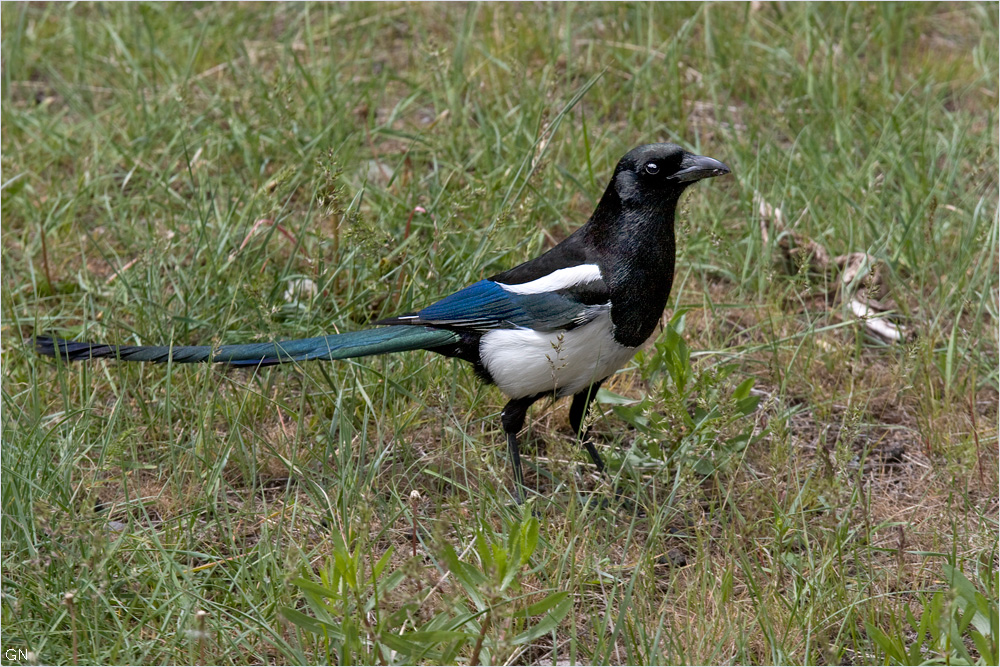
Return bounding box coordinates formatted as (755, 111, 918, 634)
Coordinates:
(479, 310, 638, 399)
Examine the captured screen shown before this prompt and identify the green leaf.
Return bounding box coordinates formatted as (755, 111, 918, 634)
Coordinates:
(376, 568, 406, 598)
(511, 596, 572, 644)
(475, 530, 494, 571)
(736, 394, 761, 416)
(279, 606, 344, 639)
(372, 546, 394, 580)
(725, 432, 753, 452)
(439, 541, 462, 573)
(442, 543, 488, 608)
(692, 405, 718, 428)
(500, 554, 520, 593)
(905, 604, 919, 630)
(693, 456, 717, 476)
(521, 592, 569, 617)
(612, 404, 653, 432)
(669, 308, 691, 333)
(647, 438, 663, 460)
(377, 631, 425, 658)
(380, 628, 473, 662)
(864, 621, 906, 664)
(732, 377, 755, 401)
(654, 320, 692, 397)
(521, 516, 539, 564)
(944, 564, 994, 637)
(970, 628, 998, 665)
(292, 577, 341, 601)
(333, 548, 358, 592)
(595, 389, 639, 405)
(367, 569, 407, 613)
(426, 608, 487, 633)
(402, 630, 475, 644)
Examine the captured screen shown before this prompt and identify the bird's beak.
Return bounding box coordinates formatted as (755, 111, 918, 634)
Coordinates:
(672, 153, 731, 183)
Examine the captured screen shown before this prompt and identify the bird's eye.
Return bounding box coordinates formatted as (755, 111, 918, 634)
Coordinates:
(644, 162, 660, 175)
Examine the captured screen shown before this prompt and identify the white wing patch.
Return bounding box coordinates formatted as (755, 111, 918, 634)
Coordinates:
(479, 309, 638, 399)
(497, 264, 603, 295)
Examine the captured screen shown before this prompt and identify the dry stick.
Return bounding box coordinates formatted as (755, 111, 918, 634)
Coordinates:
(410, 490, 421, 558)
(275, 386, 291, 440)
(470, 611, 492, 666)
(196, 609, 208, 665)
(229, 218, 304, 262)
(104, 257, 140, 285)
(969, 376, 985, 488)
(332, 210, 340, 259)
(364, 124, 392, 182)
(40, 225, 54, 290)
(185, 552, 251, 574)
(896, 524, 907, 586)
(412, 517, 418, 558)
(394, 206, 428, 308)
(403, 206, 426, 242)
(64, 592, 77, 665)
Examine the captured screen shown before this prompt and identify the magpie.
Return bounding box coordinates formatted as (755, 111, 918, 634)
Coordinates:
(34, 143, 730, 501)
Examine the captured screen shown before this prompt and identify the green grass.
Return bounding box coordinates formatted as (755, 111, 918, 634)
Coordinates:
(2, 2, 997, 664)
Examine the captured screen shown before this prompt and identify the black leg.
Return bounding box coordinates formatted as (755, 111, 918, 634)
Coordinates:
(500, 393, 544, 503)
(569, 381, 605, 473)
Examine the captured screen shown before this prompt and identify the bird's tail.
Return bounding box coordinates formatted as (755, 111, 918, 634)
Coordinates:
(33, 326, 461, 367)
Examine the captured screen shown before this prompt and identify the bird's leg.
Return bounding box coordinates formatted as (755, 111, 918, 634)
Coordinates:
(571, 381, 637, 512)
(500, 394, 543, 503)
(569, 381, 606, 473)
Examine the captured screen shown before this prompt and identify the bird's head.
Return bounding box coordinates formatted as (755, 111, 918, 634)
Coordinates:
(611, 143, 730, 206)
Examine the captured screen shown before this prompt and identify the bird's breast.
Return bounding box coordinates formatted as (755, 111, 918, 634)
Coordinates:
(478, 311, 637, 400)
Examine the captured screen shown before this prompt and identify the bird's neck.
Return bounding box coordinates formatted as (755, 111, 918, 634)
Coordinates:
(583, 196, 679, 348)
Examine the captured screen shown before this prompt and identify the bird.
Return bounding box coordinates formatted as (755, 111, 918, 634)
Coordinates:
(34, 143, 730, 502)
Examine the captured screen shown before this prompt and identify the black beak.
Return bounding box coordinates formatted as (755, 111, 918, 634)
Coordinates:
(672, 154, 731, 183)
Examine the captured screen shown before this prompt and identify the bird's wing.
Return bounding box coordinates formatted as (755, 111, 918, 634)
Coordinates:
(378, 266, 610, 333)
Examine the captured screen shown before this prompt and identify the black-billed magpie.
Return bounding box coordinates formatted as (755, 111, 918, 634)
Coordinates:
(35, 143, 730, 501)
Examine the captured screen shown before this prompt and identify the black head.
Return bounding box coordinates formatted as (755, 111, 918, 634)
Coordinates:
(612, 143, 730, 206)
